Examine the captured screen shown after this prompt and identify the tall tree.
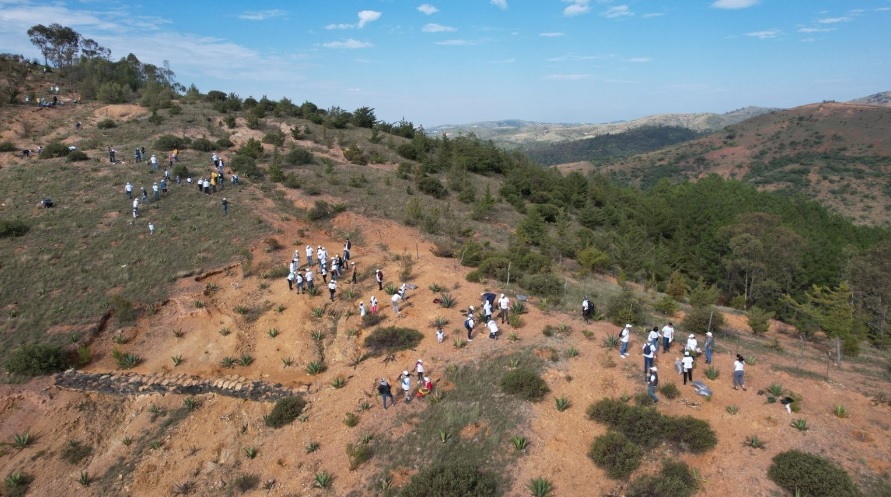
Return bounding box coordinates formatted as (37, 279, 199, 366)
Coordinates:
(846, 241, 891, 348)
(785, 282, 866, 356)
(28, 24, 81, 67)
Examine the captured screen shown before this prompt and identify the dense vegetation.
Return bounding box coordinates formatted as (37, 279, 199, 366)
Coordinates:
(524, 125, 705, 166)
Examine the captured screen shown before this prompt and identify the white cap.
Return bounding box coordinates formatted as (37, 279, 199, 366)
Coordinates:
(500, 293, 505, 298)
(650, 366, 657, 371)
(625, 324, 632, 328)
(417, 359, 423, 363)
(424, 377, 430, 382)
(706, 332, 712, 336)
(689, 334, 695, 338)
(402, 370, 409, 376)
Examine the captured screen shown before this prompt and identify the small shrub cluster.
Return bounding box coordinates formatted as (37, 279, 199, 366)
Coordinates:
(400, 462, 498, 497)
(588, 431, 642, 479)
(767, 450, 860, 497)
(0, 220, 29, 238)
(586, 398, 717, 453)
(154, 134, 186, 150)
(627, 460, 698, 497)
(39, 142, 70, 159)
(5, 343, 69, 376)
(363, 327, 424, 356)
(96, 118, 116, 129)
(605, 286, 645, 326)
(500, 368, 550, 402)
(66, 149, 89, 162)
(265, 396, 306, 428)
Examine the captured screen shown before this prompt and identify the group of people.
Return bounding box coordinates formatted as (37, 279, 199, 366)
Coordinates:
(459, 292, 512, 341)
(377, 359, 434, 409)
(285, 241, 355, 303)
(614, 321, 744, 403)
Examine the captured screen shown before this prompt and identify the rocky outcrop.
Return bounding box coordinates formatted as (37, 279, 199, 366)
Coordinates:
(54, 370, 295, 402)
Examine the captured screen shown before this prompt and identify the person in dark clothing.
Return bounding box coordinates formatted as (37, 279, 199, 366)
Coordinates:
(378, 379, 395, 409)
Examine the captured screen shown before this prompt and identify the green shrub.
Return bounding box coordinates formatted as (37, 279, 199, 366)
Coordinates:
(747, 306, 772, 335)
(285, 146, 314, 165)
(0, 220, 29, 238)
(216, 136, 234, 149)
(0, 141, 16, 152)
(229, 154, 260, 179)
(586, 398, 631, 425)
(96, 118, 116, 129)
(682, 305, 724, 334)
(346, 442, 373, 470)
(238, 137, 264, 159)
(400, 462, 498, 497)
(521, 273, 563, 299)
(363, 327, 424, 356)
(154, 134, 186, 150)
(768, 450, 860, 497)
(500, 368, 550, 402)
(262, 129, 285, 147)
(418, 176, 447, 198)
(361, 313, 385, 328)
(588, 431, 642, 479)
(654, 295, 679, 316)
(605, 286, 645, 326)
(39, 142, 70, 158)
(190, 137, 214, 152)
(172, 164, 190, 179)
(97, 81, 130, 103)
(307, 200, 333, 221)
(265, 396, 307, 428)
(66, 149, 89, 162)
(5, 343, 69, 376)
(667, 415, 718, 453)
(627, 460, 697, 497)
(659, 382, 680, 400)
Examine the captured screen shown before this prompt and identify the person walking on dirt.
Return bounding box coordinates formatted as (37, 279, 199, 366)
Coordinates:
(487, 319, 499, 340)
(343, 238, 351, 262)
(306, 245, 313, 267)
(733, 354, 747, 391)
(704, 332, 715, 364)
(391, 292, 402, 315)
(682, 350, 694, 385)
(152, 182, 160, 201)
(359, 301, 366, 318)
(464, 310, 475, 341)
(328, 278, 337, 302)
(620, 324, 631, 358)
(413, 359, 424, 382)
(642, 339, 655, 376)
(132, 198, 139, 218)
(498, 294, 510, 324)
(378, 378, 395, 409)
(125, 182, 133, 199)
(150, 154, 158, 171)
(661, 322, 674, 353)
(483, 298, 493, 324)
(370, 295, 378, 314)
(375, 268, 384, 291)
(647, 366, 659, 403)
(582, 296, 593, 323)
(647, 326, 660, 357)
(399, 371, 412, 403)
(287, 270, 295, 291)
(305, 269, 314, 290)
(221, 197, 228, 215)
(141, 186, 148, 203)
(295, 272, 304, 294)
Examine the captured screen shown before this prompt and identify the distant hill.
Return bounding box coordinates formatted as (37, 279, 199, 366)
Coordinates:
(427, 106, 776, 146)
(603, 102, 891, 226)
(849, 91, 891, 107)
(525, 125, 707, 166)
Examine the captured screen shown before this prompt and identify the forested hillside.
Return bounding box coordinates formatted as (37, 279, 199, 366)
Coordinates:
(604, 103, 891, 226)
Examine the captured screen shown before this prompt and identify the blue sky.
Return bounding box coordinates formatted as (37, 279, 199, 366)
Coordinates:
(1, 0, 889, 127)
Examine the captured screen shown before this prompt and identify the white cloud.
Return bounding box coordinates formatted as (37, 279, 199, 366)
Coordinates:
(238, 9, 287, 21)
(642, 13, 665, 18)
(539, 32, 565, 37)
(544, 74, 592, 81)
(603, 5, 633, 19)
(798, 27, 835, 33)
(628, 57, 652, 63)
(423, 23, 456, 33)
(711, 0, 759, 9)
(877, 7, 891, 11)
(325, 10, 381, 29)
(357, 10, 382, 28)
(490, 0, 508, 10)
(745, 29, 781, 39)
(436, 39, 477, 46)
(417, 4, 439, 15)
(563, 0, 591, 17)
(323, 39, 373, 49)
(800, 38, 816, 42)
(817, 17, 852, 24)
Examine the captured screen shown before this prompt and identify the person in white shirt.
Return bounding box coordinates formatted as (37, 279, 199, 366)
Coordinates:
(436, 328, 444, 343)
(685, 334, 698, 355)
(733, 354, 747, 391)
(661, 322, 674, 353)
(483, 299, 493, 323)
(306, 245, 313, 266)
(287, 270, 295, 291)
(487, 319, 499, 340)
(295, 272, 304, 293)
(370, 295, 378, 314)
(132, 198, 139, 218)
(399, 283, 407, 300)
(359, 301, 366, 318)
(391, 292, 402, 315)
(682, 350, 694, 385)
(328, 279, 337, 301)
(414, 359, 424, 382)
(305, 269, 314, 290)
(498, 294, 510, 324)
(125, 182, 133, 199)
(620, 323, 631, 358)
(399, 371, 412, 402)
(582, 296, 592, 323)
(642, 339, 655, 375)
(464, 310, 475, 341)
(148, 221, 154, 235)
(647, 327, 660, 357)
